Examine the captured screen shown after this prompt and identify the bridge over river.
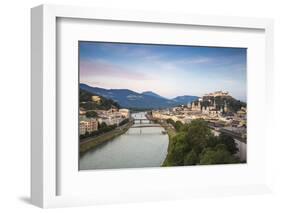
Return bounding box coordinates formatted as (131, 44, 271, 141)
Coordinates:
(131, 118, 169, 129)
(128, 117, 169, 134)
(79, 112, 169, 170)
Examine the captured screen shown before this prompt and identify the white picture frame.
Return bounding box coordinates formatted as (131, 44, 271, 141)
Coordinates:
(31, 4, 274, 208)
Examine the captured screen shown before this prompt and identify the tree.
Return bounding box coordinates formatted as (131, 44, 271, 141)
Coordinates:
(163, 118, 241, 167)
(199, 144, 239, 165)
(166, 132, 187, 166)
(180, 123, 189, 132)
(175, 120, 183, 131)
(206, 135, 219, 148)
(184, 119, 212, 154)
(99, 122, 107, 129)
(85, 111, 98, 118)
(80, 89, 120, 111)
(166, 118, 175, 127)
(184, 149, 198, 165)
(85, 131, 89, 137)
(218, 133, 238, 154)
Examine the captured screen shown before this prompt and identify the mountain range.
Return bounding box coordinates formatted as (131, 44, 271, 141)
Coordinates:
(80, 83, 199, 109)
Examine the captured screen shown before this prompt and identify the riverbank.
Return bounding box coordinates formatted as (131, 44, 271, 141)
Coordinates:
(80, 121, 133, 154)
(79, 112, 170, 170)
(152, 119, 176, 166)
(162, 127, 176, 166)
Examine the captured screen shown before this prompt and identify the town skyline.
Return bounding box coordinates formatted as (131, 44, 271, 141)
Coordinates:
(80, 42, 247, 101)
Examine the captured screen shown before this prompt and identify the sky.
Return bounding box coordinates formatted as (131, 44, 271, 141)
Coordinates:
(79, 41, 247, 101)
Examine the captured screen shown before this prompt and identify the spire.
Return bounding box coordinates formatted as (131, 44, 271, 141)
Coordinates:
(224, 100, 228, 112)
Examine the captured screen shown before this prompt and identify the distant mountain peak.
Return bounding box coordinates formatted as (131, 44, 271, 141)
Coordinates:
(80, 83, 199, 109)
(172, 95, 199, 103)
(173, 95, 198, 99)
(141, 91, 167, 100)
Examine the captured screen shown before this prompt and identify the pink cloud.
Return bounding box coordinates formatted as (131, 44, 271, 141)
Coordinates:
(80, 59, 150, 80)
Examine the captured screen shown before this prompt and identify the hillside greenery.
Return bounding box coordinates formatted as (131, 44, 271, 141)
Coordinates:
(80, 89, 120, 111)
(163, 119, 239, 166)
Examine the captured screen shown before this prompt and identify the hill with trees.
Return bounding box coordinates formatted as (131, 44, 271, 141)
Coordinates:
(80, 89, 120, 111)
(163, 119, 240, 166)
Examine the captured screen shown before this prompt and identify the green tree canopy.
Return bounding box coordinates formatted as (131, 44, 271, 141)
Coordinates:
(184, 149, 198, 165)
(99, 122, 107, 129)
(163, 119, 241, 166)
(218, 133, 238, 154)
(166, 132, 187, 166)
(184, 119, 212, 154)
(175, 120, 183, 131)
(199, 144, 239, 165)
(166, 118, 175, 128)
(85, 111, 98, 118)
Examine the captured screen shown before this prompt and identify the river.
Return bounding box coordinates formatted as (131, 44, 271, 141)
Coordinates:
(79, 112, 169, 170)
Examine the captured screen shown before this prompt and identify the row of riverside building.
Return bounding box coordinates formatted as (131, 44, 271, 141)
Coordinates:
(79, 108, 130, 136)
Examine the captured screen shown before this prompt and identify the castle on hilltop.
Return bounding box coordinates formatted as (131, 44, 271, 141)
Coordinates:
(187, 91, 232, 116)
(204, 91, 229, 97)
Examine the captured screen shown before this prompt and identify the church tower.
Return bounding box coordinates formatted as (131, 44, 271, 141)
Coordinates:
(224, 100, 228, 112)
(198, 101, 201, 111)
(192, 102, 195, 110)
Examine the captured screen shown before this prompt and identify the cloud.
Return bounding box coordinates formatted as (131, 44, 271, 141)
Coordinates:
(79, 42, 246, 100)
(80, 59, 151, 80)
(173, 57, 213, 65)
